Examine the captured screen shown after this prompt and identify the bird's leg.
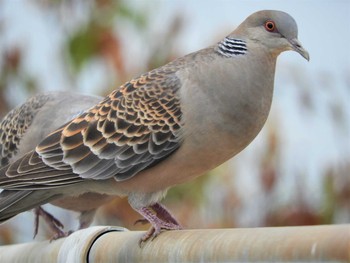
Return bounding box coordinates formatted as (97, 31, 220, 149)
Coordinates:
(33, 207, 66, 239)
(150, 203, 181, 225)
(78, 210, 96, 229)
(135, 202, 182, 245)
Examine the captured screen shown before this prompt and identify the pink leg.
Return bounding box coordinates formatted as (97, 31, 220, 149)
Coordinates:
(135, 202, 182, 245)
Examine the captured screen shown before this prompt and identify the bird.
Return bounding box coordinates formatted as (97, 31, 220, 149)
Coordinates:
(0, 92, 104, 237)
(0, 10, 309, 244)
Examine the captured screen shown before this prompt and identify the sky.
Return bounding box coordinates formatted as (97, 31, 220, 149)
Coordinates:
(1, 1, 349, 96)
(131, 0, 350, 72)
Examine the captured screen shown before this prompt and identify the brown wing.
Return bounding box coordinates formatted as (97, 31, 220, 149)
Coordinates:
(0, 67, 183, 190)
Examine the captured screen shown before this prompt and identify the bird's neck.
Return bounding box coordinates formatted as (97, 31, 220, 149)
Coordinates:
(216, 48, 277, 136)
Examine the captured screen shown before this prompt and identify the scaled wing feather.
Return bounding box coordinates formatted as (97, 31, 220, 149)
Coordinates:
(0, 65, 183, 190)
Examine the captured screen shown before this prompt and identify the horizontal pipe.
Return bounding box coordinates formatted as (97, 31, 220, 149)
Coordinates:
(0, 238, 65, 263)
(0, 225, 348, 262)
(0, 226, 127, 263)
(88, 225, 350, 262)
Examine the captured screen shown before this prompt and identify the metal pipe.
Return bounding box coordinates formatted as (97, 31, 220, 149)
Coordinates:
(88, 225, 350, 262)
(0, 225, 348, 262)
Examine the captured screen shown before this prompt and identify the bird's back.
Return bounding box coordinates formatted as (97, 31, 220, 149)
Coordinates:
(0, 92, 102, 167)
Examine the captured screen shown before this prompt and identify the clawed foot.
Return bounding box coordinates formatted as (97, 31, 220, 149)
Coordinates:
(139, 221, 182, 247)
(135, 203, 182, 247)
(50, 230, 73, 241)
(33, 207, 72, 241)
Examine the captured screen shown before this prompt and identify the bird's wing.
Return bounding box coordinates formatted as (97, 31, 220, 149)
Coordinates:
(0, 94, 51, 167)
(0, 67, 183, 190)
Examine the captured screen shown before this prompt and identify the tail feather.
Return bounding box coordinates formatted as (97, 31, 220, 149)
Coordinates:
(0, 190, 61, 223)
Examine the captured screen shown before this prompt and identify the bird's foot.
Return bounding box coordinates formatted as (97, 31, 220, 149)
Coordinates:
(135, 202, 182, 247)
(50, 230, 73, 242)
(33, 207, 66, 240)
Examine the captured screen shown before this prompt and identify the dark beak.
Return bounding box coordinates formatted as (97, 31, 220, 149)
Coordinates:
(289, 38, 310, 61)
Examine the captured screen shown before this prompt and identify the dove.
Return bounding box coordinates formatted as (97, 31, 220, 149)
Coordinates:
(0, 10, 309, 244)
(0, 92, 104, 237)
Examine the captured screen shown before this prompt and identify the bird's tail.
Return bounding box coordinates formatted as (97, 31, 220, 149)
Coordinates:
(0, 189, 61, 223)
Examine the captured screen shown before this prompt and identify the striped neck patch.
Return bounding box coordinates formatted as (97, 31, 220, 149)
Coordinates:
(216, 37, 247, 57)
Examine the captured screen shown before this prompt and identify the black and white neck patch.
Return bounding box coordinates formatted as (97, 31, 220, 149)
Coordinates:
(216, 37, 247, 57)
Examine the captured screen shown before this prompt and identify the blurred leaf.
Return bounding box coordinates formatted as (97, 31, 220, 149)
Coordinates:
(98, 28, 125, 78)
(4, 48, 21, 72)
(23, 75, 38, 94)
(66, 0, 148, 76)
(260, 126, 278, 193)
(265, 205, 322, 226)
(166, 172, 211, 205)
(0, 226, 14, 245)
(117, 2, 148, 29)
(322, 172, 335, 224)
(67, 23, 100, 73)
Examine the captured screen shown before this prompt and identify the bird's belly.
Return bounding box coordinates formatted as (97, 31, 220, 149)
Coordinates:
(116, 134, 240, 194)
(50, 193, 116, 212)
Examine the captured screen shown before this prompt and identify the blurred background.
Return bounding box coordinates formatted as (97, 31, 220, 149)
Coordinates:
(0, 0, 349, 244)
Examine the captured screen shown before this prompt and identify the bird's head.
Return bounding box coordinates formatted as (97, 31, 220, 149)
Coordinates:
(234, 10, 310, 61)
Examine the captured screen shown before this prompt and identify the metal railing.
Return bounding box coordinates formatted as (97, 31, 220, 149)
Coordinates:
(0, 224, 349, 262)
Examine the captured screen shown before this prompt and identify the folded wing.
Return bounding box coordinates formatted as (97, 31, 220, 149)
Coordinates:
(0, 67, 183, 190)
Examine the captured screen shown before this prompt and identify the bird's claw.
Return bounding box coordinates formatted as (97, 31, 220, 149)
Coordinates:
(134, 203, 182, 247)
(49, 230, 73, 242)
(33, 206, 74, 241)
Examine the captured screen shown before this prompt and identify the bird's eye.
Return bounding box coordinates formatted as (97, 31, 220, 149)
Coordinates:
(264, 20, 276, 32)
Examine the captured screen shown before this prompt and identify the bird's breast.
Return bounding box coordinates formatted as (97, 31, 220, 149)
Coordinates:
(116, 53, 276, 194)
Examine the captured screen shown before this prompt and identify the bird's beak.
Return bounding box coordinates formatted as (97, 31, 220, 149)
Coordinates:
(288, 38, 310, 61)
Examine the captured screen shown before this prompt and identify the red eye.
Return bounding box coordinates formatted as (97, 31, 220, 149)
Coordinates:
(264, 20, 276, 32)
